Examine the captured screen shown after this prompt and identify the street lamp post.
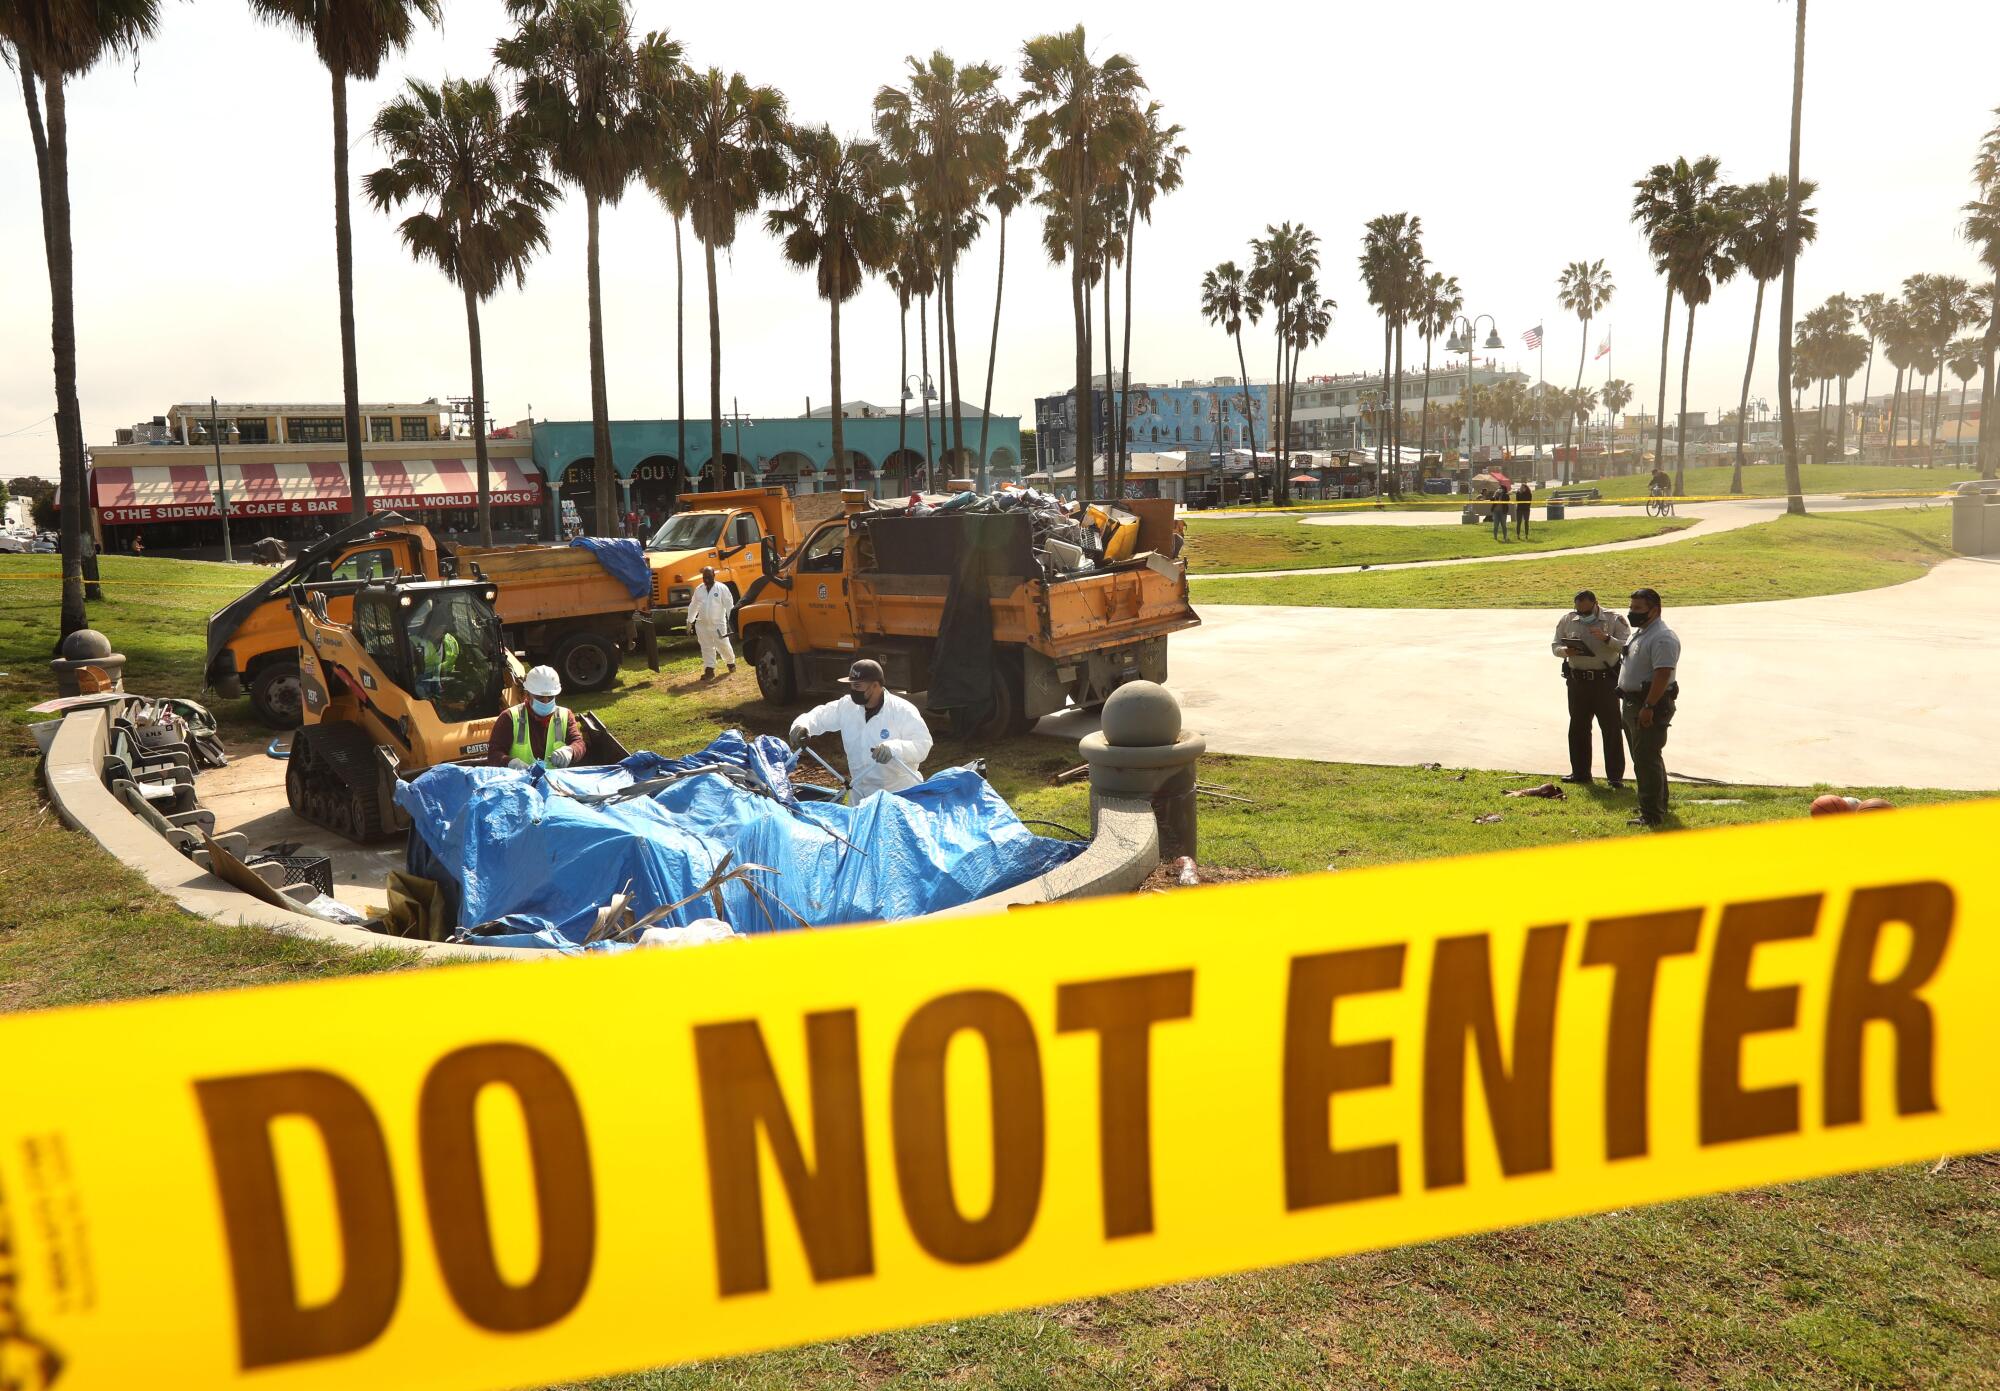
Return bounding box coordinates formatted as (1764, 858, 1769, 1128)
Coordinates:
(723, 396, 758, 492)
(207, 396, 234, 563)
(902, 373, 936, 491)
(1443, 315, 1504, 470)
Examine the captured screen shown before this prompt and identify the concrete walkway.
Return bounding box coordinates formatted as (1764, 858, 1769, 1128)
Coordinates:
(1192, 495, 1928, 580)
(1122, 557, 1999, 791)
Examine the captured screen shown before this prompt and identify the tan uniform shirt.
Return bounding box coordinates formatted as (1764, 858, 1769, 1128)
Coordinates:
(1551, 608, 1631, 672)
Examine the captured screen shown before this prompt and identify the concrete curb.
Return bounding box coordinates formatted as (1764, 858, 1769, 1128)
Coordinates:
(43, 706, 1161, 955)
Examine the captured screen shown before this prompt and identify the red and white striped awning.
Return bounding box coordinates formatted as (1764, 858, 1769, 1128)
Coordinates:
(92, 457, 542, 524)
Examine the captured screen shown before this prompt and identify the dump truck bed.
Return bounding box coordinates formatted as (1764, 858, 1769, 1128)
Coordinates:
(851, 561, 1196, 657)
(453, 541, 653, 625)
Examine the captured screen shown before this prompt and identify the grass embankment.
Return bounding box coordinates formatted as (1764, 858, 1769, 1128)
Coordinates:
(1194, 507, 1953, 609)
(3, 553, 1993, 1390)
(1184, 515, 1688, 575)
(1540, 462, 1977, 501)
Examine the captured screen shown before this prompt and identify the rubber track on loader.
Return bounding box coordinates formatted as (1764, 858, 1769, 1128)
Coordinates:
(288, 722, 394, 842)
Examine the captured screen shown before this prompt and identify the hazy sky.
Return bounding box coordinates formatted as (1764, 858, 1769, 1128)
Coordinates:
(3, 0, 1995, 480)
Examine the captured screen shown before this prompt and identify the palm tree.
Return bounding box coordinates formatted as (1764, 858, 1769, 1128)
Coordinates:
(1555, 259, 1614, 481)
(495, 0, 659, 525)
(1020, 26, 1144, 504)
(1966, 111, 2000, 478)
(1632, 155, 1724, 493)
(977, 142, 1034, 477)
(1776, 0, 1809, 514)
(365, 76, 556, 548)
(1916, 275, 1975, 448)
(636, 46, 695, 504)
(766, 125, 900, 491)
(1853, 291, 1890, 450)
(1947, 333, 1982, 459)
(676, 66, 787, 485)
(252, 0, 441, 523)
(3, 0, 160, 638)
(1199, 261, 1264, 467)
(1417, 271, 1463, 458)
(1107, 101, 1187, 495)
(886, 231, 934, 486)
(1602, 378, 1635, 469)
(1359, 213, 1423, 497)
(1881, 301, 1918, 457)
(875, 53, 1010, 484)
(1722, 175, 1816, 492)
(1251, 223, 1321, 503)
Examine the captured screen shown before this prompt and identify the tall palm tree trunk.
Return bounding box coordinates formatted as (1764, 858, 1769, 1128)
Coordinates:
(1234, 329, 1256, 479)
(1836, 372, 1849, 456)
(978, 212, 1009, 478)
(1888, 369, 1902, 456)
(1071, 166, 1091, 503)
(1391, 324, 1405, 489)
(704, 237, 724, 485)
(463, 281, 493, 547)
(1568, 316, 1591, 484)
(1378, 323, 1390, 469)
(919, 291, 934, 485)
(1674, 301, 1697, 494)
(937, 278, 950, 479)
(1733, 280, 1767, 494)
(1956, 375, 1970, 461)
(331, 63, 367, 523)
(829, 295, 847, 490)
(1118, 218, 1137, 497)
(1103, 263, 1116, 498)
(1777, 0, 1808, 514)
(1654, 293, 1673, 481)
(898, 296, 909, 487)
(586, 190, 616, 524)
(41, 73, 87, 639)
(1930, 360, 1946, 447)
(1859, 333, 1875, 455)
(1271, 321, 1286, 503)
(942, 232, 964, 476)
(1420, 335, 1433, 459)
(674, 215, 686, 508)
(1980, 325, 1997, 480)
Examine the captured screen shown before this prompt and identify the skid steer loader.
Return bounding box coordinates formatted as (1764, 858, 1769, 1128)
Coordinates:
(287, 575, 627, 842)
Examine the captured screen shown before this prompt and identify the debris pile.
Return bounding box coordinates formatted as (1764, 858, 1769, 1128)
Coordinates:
(393, 731, 1086, 951)
(878, 486, 1140, 580)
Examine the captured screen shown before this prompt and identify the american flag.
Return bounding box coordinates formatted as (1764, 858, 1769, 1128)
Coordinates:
(1522, 324, 1544, 350)
(1595, 337, 1612, 360)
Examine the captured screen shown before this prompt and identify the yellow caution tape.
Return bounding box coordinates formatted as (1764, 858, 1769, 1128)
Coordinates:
(1, 800, 1995, 1390)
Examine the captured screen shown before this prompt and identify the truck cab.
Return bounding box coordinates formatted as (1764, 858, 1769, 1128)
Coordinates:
(643, 486, 802, 622)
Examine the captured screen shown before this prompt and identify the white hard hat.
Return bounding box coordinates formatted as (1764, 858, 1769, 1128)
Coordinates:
(523, 665, 562, 698)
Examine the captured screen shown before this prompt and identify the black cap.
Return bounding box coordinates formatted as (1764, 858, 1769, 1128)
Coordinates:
(843, 658, 885, 686)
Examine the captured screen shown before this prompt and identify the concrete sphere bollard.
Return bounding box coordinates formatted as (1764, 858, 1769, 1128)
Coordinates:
(1100, 680, 1182, 749)
(50, 627, 127, 697)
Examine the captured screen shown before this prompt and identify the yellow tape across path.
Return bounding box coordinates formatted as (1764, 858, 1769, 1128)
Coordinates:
(1, 800, 1995, 1389)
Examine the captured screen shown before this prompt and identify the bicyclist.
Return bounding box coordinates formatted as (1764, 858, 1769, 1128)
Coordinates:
(1647, 467, 1675, 516)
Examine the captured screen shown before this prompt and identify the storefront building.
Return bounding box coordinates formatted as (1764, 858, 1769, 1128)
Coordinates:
(89, 402, 544, 550)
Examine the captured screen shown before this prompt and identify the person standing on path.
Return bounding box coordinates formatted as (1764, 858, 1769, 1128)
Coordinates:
(1489, 486, 1511, 541)
(686, 565, 737, 681)
(1514, 481, 1534, 538)
(1618, 587, 1680, 828)
(1551, 589, 1629, 789)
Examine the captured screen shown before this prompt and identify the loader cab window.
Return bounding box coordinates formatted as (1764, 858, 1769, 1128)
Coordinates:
(332, 546, 396, 582)
(352, 587, 505, 723)
(798, 522, 846, 574)
(729, 513, 761, 548)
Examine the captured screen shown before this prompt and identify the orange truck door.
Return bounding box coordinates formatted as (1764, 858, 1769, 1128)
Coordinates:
(789, 520, 857, 654)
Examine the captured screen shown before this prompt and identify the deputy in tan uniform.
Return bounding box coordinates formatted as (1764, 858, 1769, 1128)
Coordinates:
(1552, 588, 1631, 788)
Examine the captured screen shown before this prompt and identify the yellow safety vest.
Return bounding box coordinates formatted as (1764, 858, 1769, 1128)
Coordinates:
(509, 704, 571, 765)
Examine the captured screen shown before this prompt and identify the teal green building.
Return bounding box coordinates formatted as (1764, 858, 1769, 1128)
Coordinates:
(527, 409, 1023, 530)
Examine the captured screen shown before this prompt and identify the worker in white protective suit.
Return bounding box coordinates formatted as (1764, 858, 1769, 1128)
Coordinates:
(789, 658, 933, 803)
(686, 565, 736, 681)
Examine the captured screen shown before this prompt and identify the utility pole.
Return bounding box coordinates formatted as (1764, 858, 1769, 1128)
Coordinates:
(207, 396, 234, 563)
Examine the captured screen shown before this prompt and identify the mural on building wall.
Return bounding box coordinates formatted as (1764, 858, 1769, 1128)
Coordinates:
(1034, 386, 1271, 456)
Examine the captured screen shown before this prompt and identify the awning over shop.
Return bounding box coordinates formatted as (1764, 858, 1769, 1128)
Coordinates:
(91, 457, 542, 524)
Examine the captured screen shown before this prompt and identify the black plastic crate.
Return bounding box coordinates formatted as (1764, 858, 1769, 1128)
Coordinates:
(249, 853, 333, 900)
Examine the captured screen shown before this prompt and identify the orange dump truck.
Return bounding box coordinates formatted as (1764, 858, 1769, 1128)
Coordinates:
(642, 486, 804, 625)
(206, 515, 657, 726)
(736, 495, 1198, 738)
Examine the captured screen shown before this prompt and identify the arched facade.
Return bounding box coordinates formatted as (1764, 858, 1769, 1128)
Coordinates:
(559, 459, 598, 534)
(629, 455, 681, 523)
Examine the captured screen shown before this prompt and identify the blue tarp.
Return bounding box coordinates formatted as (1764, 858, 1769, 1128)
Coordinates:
(394, 732, 1083, 952)
(567, 536, 651, 599)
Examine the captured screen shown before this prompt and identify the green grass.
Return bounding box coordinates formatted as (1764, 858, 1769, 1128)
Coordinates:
(1194, 507, 1955, 609)
(4, 553, 1994, 1391)
(1184, 516, 1689, 575)
(1538, 462, 1976, 501)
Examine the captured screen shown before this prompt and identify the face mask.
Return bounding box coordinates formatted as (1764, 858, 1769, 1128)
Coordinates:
(1576, 608, 1596, 621)
(1627, 608, 1649, 628)
(849, 689, 869, 705)
(530, 698, 556, 718)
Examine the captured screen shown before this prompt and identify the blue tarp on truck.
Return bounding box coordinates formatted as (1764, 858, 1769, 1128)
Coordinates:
(394, 732, 1083, 951)
(566, 536, 652, 599)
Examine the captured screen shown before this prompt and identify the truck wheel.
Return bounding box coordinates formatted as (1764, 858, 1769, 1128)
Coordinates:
(552, 632, 619, 693)
(250, 660, 304, 729)
(749, 632, 797, 704)
(956, 654, 1032, 741)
